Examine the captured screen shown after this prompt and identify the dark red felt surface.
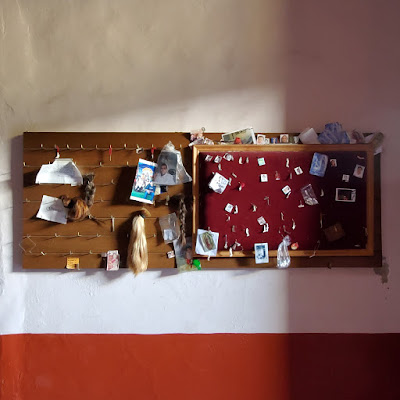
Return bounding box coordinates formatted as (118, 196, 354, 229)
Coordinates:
(198, 151, 367, 251)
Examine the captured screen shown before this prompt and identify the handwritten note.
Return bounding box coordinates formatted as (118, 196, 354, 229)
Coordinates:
(36, 195, 68, 224)
(35, 159, 83, 185)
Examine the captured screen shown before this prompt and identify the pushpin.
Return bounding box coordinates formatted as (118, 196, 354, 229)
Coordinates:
(229, 247, 233, 257)
(251, 203, 257, 212)
(55, 145, 60, 158)
(109, 144, 112, 161)
(224, 235, 228, 249)
(298, 201, 305, 208)
(151, 145, 155, 160)
(263, 224, 269, 233)
(239, 157, 243, 164)
(291, 242, 299, 250)
(286, 158, 289, 168)
(245, 228, 250, 237)
(292, 219, 296, 230)
(238, 182, 245, 191)
(234, 205, 238, 214)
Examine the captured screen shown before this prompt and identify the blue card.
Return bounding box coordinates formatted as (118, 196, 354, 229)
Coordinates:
(309, 153, 328, 177)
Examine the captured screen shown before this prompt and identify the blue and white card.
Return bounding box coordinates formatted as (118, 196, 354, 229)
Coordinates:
(309, 153, 328, 177)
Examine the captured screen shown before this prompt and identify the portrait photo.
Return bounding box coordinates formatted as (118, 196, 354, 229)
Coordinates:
(153, 152, 178, 186)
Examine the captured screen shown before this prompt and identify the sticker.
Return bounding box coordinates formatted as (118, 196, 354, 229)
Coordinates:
(294, 166, 303, 175)
(282, 185, 291, 195)
(66, 257, 80, 270)
(353, 164, 365, 179)
(335, 188, 356, 202)
(106, 250, 120, 271)
(310, 153, 328, 177)
(208, 172, 229, 194)
(214, 155, 222, 163)
(254, 243, 269, 264)
(225, 203, 234, 213)
(330, 159, 337, 167)
(257, 216, 266, 225)
(260, 174, 268, 182)
(342, 174, 350, 182)
(257, 158, 266, 166)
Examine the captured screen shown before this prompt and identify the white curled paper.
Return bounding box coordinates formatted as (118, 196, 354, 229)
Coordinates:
(36, 195, 68, 224)
(35, 158, 83, 186)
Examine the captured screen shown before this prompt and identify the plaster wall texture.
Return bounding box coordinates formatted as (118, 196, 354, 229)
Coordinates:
(0, 0, 399, 334)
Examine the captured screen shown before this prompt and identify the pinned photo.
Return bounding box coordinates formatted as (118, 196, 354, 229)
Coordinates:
(225, 203, 234, 213)
(257, 157, 266, 166)
(330, 159, 337, 167)
(280, 134, 289, 143)
(257, 216, 266, 225)
(335, 188, 356, 202)
(130, 159, 158, 204)
(254, 243, 269, 264)
(223, 153, 234, 161)
(294, 166, 303, 175)
(214, 155, 222, 163)
(205, 155, 213, 162)
(260, 174, 268, 182)
(153, 153, 177, 186)
(282, 185, 291, 196)
(270, 137, 278, 144)
(342, 174, 350, 182)
(309, 153, 328, 177)
(195, 229, 219, 257)
(353, 164, 365, 179)
(256, 134, 266, 145)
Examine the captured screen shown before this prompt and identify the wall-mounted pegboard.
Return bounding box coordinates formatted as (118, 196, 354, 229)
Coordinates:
(22, 132, 382, 269)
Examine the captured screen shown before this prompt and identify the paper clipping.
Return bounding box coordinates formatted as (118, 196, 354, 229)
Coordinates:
(36, 195, 68, 224)
(35, 159, 83, 186)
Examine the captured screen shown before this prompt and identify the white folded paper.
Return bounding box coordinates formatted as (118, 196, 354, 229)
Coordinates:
(36, 195, 68, 224)
(35, 159, 83, 186)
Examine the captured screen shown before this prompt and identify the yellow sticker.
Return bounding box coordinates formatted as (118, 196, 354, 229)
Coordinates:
(66, 257, 80, 270)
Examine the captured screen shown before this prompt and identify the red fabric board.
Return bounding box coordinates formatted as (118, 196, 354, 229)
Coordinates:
(198, 150, 367, 251)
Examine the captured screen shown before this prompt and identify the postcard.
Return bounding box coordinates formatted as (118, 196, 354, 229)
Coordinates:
(221, 127, 256, 144)
(130, 159, 157, 204)
(309, 153, 328, 177)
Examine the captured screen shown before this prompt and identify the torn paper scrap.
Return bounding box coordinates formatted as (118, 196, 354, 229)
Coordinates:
(36, 195, 68, 224)
(35, 158, 83, 185)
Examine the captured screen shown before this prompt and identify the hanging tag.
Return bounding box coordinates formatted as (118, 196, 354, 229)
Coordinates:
(106, 250, 120, 271)
(286, 158, 289, 168)
(109, 145, 112, 162)
(66, 257, 80, 270)
(239, 157, 243, 164)
(245, 228, 250, 237)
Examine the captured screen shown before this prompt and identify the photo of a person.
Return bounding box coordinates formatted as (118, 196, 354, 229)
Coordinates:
(257, 134, 266, 145)
(255, 245, 266, 260)
(154, 153, 178, 186)
(254, 243, 269, 264)
(335, 188, 356, 202)
(280, 134, 289, 143)
(353, 164, 365, 179)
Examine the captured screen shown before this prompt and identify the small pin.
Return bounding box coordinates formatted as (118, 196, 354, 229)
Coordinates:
(232, 225, 236, 232)
(224, 235, 228, 249)
(151, 145, 155, 160)
(233, 205, 238, 214)
(292, 219, 296, 230)
(111, 216, 115, 232)
(281, 212, 284, 221)
(124, 143, 127, 149)
(239, 157, 243, 164)
(263, 224, 269, 233)
(80, 144, 84, 149)
(298, 201, 305, 208)
(251, 203, 257, 212)
(238, 182, 245, 191)
(245, 228, 250, 237)
(109, 145, 112, 161)
(55, 145, 60, 158)
(66, 144, 70, 150)
(291, 242, 299, 250)
(286, 158, 289, 168)
(231, 172, 237, 178)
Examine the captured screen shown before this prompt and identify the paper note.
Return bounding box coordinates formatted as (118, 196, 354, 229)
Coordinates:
(35, 159, 83, 185)
(66, 257, 80, 269)
(36, 195, 68, 224)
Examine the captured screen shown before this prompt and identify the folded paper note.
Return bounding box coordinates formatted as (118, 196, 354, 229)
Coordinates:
(35, 158, 83, 185)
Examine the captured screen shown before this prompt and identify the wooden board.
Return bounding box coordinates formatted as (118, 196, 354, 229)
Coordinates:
(22, 132, 382, 269)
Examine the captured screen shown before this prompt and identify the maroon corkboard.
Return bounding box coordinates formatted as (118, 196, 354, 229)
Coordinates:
(193, 145, 373, 257)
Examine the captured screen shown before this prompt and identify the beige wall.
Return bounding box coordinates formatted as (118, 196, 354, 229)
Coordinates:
(1, 0, 399, 334)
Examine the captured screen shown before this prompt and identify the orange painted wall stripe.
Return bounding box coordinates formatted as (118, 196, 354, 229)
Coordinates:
(1, 333, 399, 400)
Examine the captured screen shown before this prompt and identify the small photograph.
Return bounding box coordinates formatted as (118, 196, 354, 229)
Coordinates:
(330, 159, 337, 167)
(280, 134, 289, 143)
(270, 137, 278, 144)
(173, 237, 197, 272)
(309, 152, 328, 177)
(335, 188, 356, 202)
(256, 134, 266, 145)
(205, 155, 213, 162)
(257, 157, 266, 166)
(260, 174, 268, 182)
(130, 159, 158, 204)
(264, 137, 270, 144)
(153, 152, 178, 186)
(294, 166, 303, 175)
(221, 127, 256, 144)
(353, 164, 365, 179)
(254, 243, 269, 264)
(342, 174, 350, 182)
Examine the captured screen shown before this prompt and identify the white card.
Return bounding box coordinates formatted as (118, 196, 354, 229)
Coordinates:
(225, 203, 234, 213)
(257, 216, 266, 225)
(282, 185, 291, 195)
(36, 195, 68, 224)
(208, 173, 229, 194)
(260, 174, 268, 182)
(294, 166, 303, 175)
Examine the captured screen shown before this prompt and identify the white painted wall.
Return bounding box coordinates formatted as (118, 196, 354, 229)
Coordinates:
(1, 0, 399, 334)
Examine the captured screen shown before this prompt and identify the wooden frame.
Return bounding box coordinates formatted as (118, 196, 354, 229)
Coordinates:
(192, 144, 375, 258)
